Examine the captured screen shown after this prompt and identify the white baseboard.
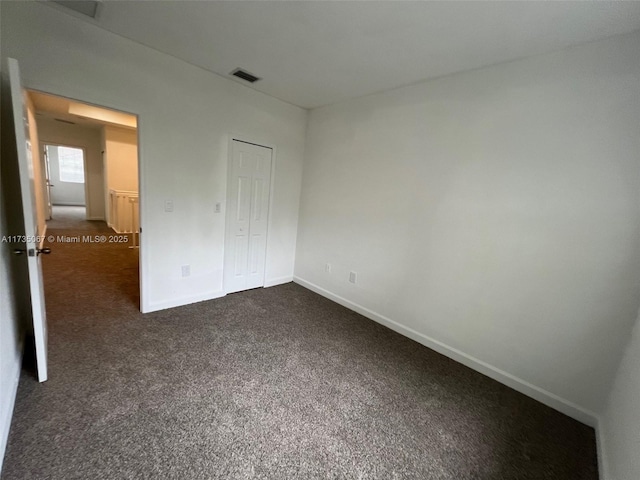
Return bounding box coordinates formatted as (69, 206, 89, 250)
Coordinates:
(144, 277, 293, 313)
(293, 276, 599, 428)
(0, 339, 23, 475)
(264, 276, 293, 288)
(85, 217, 104, 221)
(144, 290, 225, 313)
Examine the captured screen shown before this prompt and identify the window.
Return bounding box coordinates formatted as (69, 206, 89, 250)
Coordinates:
(57, 146, 84, 183)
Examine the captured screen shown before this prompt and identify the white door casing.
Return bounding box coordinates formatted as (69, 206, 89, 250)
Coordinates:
(43, 146, 53, 220)
(8, 58, 49, 382)
(224, 140, 273, 294)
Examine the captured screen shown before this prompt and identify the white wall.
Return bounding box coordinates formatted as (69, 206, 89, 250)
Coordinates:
(0, 1, 307, 312)
(0, 158, 23, 478)
(0, 168, 22, 476)
(600, 310, 640, 480)
(37, 117, 104, 219)
(296, 31, 640, 419)
(0, 54, 26, 474)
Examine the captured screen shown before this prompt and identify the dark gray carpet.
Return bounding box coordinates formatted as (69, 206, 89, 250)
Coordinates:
(47, 205, 102, 231)
(2, 214, 598, 479)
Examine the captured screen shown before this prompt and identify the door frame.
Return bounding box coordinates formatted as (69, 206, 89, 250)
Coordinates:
(42, 143, 53, 220)
(224, 133, 277, 294)
(26, 88, 147, 313)
(41, 142, 89, 217)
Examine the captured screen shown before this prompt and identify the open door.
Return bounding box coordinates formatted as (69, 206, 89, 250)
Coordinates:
(8, 58, 49, 382)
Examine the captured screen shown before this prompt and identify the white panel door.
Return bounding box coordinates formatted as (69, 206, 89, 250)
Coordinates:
(224, 140, 272, 294)
(8, 58, 49, 382)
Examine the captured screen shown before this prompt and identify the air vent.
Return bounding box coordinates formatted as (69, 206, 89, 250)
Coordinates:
(52, 1, 102, 19)
(230, 68, 261, 83)
(55, 118, 76, 125)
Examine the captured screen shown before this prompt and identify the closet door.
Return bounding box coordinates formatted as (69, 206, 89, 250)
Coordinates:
(224, 140, 272, 294)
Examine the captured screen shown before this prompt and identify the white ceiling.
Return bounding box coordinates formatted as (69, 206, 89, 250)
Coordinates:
(48, 1, 640, 109)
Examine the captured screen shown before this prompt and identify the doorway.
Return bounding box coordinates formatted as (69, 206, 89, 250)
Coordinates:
(224, 139, 273, 294)
(43, 144, 87, 220)
(28, 89, 142, 309)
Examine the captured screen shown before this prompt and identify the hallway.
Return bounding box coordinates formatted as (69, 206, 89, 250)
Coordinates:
(44, 205, 139, 308)
(46, 205, 103, 232)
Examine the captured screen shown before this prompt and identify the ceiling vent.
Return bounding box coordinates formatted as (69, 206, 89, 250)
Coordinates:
(51, 1, 102, 19)
(230, 68, 261, 84)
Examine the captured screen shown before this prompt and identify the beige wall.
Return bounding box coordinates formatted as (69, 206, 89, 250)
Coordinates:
(104, 125, 138, 192)
(103, 125, 138, 226)
(37, 117, 105, 220)
(25, 93, 46, 236)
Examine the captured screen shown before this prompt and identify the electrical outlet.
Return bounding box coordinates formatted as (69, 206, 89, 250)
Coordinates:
(349, 271, 357, 284)
(325, 263, 332, 273)
(164, 200, 174, 212)
(215, 202, 221, 213)
(181, 265, 190, 277)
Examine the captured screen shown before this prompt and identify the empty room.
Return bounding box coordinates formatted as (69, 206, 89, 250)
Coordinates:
(1, 1, 639, 479)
